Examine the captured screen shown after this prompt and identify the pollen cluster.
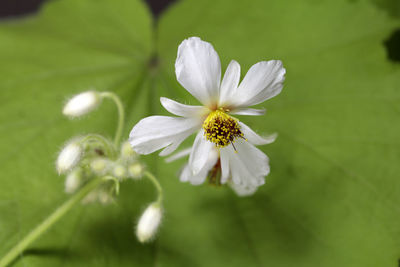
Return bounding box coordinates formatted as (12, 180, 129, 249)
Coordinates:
(203, 110, 243, 148)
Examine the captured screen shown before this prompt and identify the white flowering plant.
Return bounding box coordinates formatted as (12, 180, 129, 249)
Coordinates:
(1, 0, 398, 266)
(1, 36, 284, 266)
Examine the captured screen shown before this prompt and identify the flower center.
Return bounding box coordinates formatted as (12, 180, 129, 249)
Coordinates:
(203, 110, 243, 148)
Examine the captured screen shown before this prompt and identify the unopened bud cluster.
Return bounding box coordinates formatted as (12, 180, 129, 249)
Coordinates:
(57, 138, 144, 204)
(57, 91, 146, 204)
(58, 90, 163, 243)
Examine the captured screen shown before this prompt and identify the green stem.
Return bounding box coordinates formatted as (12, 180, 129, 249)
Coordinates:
(0, 177, 104, 267)
(100, 92, 125, 147)
(144, 171, 163, 204)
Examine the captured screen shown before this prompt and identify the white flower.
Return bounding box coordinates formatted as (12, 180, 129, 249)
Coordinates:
(129, 37, 285, 194)
(136, 203, 163, 243)
(56, 141, 82, 174)
(63, 91, 101, 118)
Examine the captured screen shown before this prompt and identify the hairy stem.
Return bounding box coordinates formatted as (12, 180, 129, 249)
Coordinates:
(144, 171, 163, 204)
(100, 92, 125, 147)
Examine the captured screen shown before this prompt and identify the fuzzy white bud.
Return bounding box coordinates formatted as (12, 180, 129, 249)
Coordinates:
(121, 141, 137, 159)
(65, 169, 82, 193)
(63, 91, 101, 118)
(56, 142, 82, 174)
(128, 162, 143, 179)
(136, 203, 163, 243)
(113, 164, 127, 179)
(90, 158, 109, 175)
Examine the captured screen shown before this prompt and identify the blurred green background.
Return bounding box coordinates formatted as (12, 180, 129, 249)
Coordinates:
(0, 0, 400, 266)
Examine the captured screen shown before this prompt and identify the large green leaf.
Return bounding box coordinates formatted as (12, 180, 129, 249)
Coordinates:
(1, 0, 400, 266)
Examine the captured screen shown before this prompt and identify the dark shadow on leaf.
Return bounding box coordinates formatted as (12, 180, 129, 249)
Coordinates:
(145, 0, 177, 20)
(8, 247, 79, 267)
(369, 0, 400, 19)
(0, 0, 46, 19)
(0, 0, 178, 20)
(24, 247, 77, 258)
(384, 28, 400, 63)
(349, 0, 400, 19)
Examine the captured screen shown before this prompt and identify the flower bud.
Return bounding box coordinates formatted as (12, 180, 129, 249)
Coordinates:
(121, 141, 137, 159)
(65, 168, 82, 193)
(113, 164, 127, 179)
(90, 158, 109, 175)
(56, 142, 82, 174)
(62, 91, 101, 118)
(128, 162, 144, 179)
(136, 203, 163, 243)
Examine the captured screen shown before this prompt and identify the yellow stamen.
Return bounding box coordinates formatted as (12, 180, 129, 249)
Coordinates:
(203, 109, 243, 148)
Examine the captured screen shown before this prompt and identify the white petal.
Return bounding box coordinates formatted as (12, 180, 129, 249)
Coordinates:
(232, 60, 285, 107)
(180, 148, 218, 185)
(159, 138, 186, 156)
(219, 60, 240, 106)
(229, 181, 258, 197)
(229, 108, 266, 116)
(129, 116, 200, 155)
(189, 129, 215, 175)
(220, 151, 230, 184)
(165, 147, 192, 163)
(234, 140, 270, 179)
(180, 164, 196, 184)
(180, 164, 207, 185)
(175, 37, 221, 106)
(160, 97, 206, 118)
(239, 122, 278, 145)
(220, 139, 269, 187)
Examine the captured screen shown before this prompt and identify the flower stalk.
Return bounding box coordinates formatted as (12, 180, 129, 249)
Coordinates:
(100, 92, 125, 146)
(144, 171, 163, 204)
